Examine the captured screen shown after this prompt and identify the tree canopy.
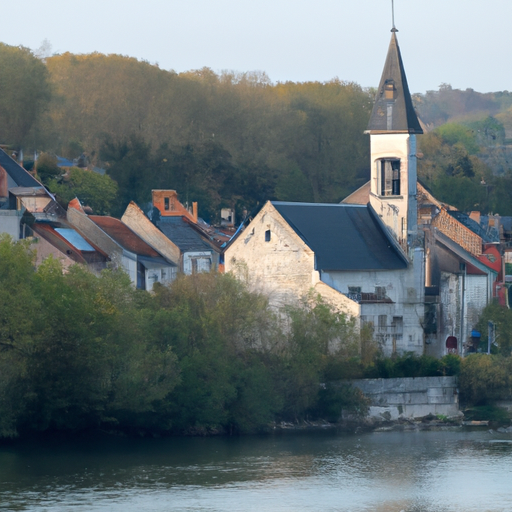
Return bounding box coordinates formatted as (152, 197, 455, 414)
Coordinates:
(0, 43, 51, 147)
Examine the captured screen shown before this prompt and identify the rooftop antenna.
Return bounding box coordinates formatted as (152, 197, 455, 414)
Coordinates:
(391, 0, 398, 32)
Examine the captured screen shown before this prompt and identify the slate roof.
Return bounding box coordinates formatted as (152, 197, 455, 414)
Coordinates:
(90, 215, 163, 258)
(500, 216, 512, 233)
(366, 31, 423, 134)
(272, 202, 408, 271)
(157, 217, 213, 253)
(448, 211, 499, 244)
(0, 148, 42, 188)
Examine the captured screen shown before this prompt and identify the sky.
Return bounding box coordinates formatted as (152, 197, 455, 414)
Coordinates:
(2, 0, 511, 94)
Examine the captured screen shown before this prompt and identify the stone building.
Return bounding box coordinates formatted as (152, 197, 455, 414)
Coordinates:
(225, 28, 427, 356)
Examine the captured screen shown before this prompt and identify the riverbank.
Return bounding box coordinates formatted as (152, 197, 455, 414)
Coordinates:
(272, 412, 512, 435)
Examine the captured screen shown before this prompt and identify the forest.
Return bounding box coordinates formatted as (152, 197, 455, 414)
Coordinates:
(4, 43, 512, 220)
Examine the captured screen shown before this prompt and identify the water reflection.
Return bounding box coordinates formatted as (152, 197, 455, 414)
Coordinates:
(1, 430, 512, 511)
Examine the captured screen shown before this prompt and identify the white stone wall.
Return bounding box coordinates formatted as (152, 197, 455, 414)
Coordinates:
(225, 202, 359, 315)
(144, 264, 177, 291)
(438, 272, 462, 357)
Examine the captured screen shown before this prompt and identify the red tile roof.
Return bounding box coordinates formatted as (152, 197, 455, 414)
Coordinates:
(90, 216, 161, 257)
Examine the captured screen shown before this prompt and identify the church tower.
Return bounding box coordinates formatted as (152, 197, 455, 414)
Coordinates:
(366, 27, 423, 252)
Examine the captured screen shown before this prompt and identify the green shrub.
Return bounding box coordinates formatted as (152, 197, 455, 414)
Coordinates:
(464, 405, 511, 424)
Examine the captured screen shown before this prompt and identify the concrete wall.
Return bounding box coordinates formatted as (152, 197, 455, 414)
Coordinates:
(348, 376, 459, 420)
(0, 209, 22, 239)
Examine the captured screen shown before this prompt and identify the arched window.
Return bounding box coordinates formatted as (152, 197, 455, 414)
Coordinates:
(446, 336, 458, 354)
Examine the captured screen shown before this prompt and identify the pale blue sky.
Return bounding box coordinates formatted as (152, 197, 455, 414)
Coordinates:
(3, 0, 511, 93)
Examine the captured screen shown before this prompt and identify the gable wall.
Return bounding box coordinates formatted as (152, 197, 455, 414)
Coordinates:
(225, 203, 361, 316)
(121, 202, 181, 266)
(432, 209, 482, 256)
(225, 204, 316, 308)
(67, 208, 124, 268)
(31, 236, 76, 271)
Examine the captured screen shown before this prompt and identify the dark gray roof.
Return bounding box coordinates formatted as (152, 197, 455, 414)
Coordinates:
(272, 202, 408, 271)
(157, 217, 213, 253)
(449, 211, 499, 244)
(0, 148, 43, 188)
(499, 216, 512, 232)
(366, 31, 423, 134)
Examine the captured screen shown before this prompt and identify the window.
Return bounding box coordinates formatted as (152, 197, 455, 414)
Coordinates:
(391, 316, 403, 334)
(164, 196, 176, 211)
(378, 315, 387, 330)
(347, 286, 361, 302)
(379, 159, 401, 196)
(384, 79, 396, 100)
(375, 286, 386, 300)
(265, 229, 271, 242)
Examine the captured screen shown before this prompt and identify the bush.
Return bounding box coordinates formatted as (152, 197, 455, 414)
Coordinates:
(459, 354, 512, 406)
(463, 405, 511, 424)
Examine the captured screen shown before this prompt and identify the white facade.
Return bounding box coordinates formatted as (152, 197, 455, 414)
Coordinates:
(369, 133, 418, 247)
(322, 247, 425, 354)
(183, 251, 213, 275)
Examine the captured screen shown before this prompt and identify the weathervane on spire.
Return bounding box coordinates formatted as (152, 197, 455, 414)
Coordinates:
(391, 0, 398, 32)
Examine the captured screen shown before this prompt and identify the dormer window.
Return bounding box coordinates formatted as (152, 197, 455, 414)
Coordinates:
(384, 79, 396, 100)
(379, 159, 401, 196)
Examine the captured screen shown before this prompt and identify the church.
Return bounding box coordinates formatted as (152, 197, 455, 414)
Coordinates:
(225, 27, 427, 356)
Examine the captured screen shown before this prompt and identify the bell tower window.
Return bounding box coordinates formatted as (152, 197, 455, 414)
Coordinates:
(379, 159, 401, 196)
(384, 79, 397, 100)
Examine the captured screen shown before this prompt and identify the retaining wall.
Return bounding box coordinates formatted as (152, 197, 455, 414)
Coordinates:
(348, 376, 459, 421)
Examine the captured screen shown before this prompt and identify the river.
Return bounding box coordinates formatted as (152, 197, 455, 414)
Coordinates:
(1, 428, 511, 511)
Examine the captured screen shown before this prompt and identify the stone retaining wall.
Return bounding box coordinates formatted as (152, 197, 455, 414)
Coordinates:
(348, 376, 459, 421)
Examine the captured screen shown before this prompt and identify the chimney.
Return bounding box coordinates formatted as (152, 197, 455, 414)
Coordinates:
(469, 211, 481, 225)
(192, 202, 198, 222)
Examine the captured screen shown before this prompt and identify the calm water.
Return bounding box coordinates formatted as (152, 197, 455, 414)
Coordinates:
(1, 428, 512, 511)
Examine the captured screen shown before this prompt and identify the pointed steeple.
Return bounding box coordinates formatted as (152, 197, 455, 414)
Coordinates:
(366, 30, 423, 134)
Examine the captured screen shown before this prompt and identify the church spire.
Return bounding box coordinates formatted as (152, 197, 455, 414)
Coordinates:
(366, 30, 422, 134)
